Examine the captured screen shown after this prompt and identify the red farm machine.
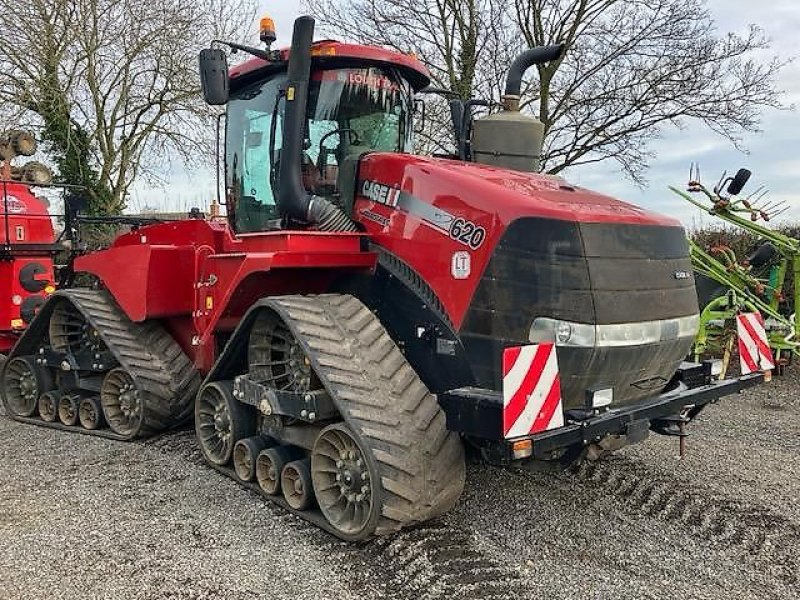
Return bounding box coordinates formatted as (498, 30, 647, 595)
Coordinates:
(1, 16, 764, 540)
(0, 131, 58, 359)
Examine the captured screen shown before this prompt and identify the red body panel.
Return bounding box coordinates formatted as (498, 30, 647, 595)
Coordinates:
(75, 220, 376, 370)
(1, 182, 56, 245)
(0, 182, 57, 352)
(354, 154, 679, 329)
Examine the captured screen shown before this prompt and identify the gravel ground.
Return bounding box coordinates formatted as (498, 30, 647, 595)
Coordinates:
(1, 371, 798, 600)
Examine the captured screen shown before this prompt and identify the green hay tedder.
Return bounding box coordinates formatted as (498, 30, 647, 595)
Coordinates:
(671, 165, 799, 375)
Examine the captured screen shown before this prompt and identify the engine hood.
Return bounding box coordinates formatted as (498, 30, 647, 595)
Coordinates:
(357, 153, 679, 229)
(353, 152, 689, 333)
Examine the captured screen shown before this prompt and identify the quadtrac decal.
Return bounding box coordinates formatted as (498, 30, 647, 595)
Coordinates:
(358, 180, 486, 249)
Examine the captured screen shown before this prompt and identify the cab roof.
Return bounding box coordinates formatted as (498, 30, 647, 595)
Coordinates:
(229, 40, 431, 91)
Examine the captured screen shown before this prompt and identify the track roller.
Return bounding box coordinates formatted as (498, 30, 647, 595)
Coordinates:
(79, 396, 105, 430)
(2, 356, 52, 417)
(58, 394, 80, 426)
(281, 458, 314, 511)
(256, 446, 300, 495)
(195, 381, 255, 466)
(38, 391, 59, 422)
(233, 437, 270, 482)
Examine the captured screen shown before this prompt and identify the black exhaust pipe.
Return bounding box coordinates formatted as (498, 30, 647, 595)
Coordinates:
(503, 44, 565, 110)
(277, 16, 357, 231)
(277, 16, 315, 223)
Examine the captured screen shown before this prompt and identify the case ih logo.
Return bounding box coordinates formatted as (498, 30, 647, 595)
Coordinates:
(361, 180, 400, 207)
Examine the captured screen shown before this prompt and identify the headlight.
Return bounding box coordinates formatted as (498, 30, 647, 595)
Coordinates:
(555, 321, 573, 344)
(529, 318, 595, 346)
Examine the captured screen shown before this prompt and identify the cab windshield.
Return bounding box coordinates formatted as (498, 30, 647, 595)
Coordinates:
(226, 66, 413, 232)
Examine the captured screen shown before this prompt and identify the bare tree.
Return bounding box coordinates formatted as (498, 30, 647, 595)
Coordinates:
(0, 0, 255, 214)
(303, 0, 510, 154)
(304, 0, 786, 182)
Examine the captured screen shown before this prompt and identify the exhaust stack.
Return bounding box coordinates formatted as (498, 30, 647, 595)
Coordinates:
(471, 44, 564, 173)
(277, 16, 357, 231)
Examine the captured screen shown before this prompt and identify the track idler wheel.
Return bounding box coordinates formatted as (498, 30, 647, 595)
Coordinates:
(58, 394, 80, 426)
(79, 396, 105, 430)
(38, 391, 59, 422)
(312, 423, 379, 539)
(233, 437, 269, 482)
(3, 356, 52, 417)
(281, 458, 314, 511)
(101, 368, 143, 437)
(195, 381, 255, 466)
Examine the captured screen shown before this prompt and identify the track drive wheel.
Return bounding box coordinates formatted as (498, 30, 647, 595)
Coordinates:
(101, 368, 143, 437)
(3, 356, 51, 417)
(281, 458, 314, 511)
(248, 310, 317, 391)
(38, 391, 59, 422)
(49, 301, 106, 355)
(58, 394, 80, 426)
(79, 396, 105, 430)
(195, 381, 255, 466)
(312, 423, 379, 540)
(233, 436, 269, 482)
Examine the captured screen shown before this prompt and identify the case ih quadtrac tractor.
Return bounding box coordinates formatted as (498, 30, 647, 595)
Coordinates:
(0, 131, 58, 359)
(1, 16, 762, 540)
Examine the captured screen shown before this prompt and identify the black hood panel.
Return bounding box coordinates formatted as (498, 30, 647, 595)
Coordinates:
(459, 217, 698, 406)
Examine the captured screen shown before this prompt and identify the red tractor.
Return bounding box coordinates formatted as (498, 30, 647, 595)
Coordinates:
(0, 131, 58, 358)
(1, 16, 762, 540)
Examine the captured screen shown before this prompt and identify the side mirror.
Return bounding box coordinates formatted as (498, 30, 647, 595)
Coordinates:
(199, 48, 230, 105)
(727, 168, 751, 196)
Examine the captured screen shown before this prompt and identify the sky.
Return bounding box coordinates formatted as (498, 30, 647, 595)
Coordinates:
(129, 1, 799, 227)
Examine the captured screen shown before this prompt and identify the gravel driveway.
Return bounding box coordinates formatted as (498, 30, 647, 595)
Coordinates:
(1, 371, 797, 600)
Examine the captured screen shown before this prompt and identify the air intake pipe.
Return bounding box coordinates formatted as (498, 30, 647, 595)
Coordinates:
(470, 43, 565, 172)
(277, 16, 357, 231)
(502, 44, 564, 111)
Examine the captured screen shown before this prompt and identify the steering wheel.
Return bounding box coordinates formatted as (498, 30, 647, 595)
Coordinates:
(317, 128, 361, 173)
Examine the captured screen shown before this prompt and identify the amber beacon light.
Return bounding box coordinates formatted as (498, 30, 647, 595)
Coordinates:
(260, 14, 277, 47)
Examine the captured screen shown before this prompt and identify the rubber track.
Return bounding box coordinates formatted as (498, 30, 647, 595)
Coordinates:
(264, 294, 466, 536)
(571, 459, 799, 586)
(3, 289, 201, 440)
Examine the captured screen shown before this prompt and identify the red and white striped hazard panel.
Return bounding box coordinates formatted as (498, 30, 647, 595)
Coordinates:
(502, 343, 564, 439)
(736, 312, 775, 374)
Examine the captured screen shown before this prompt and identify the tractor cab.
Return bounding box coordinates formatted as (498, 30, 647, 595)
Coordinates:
(202, 32, 430, 234)
(226, 61, 416, 233)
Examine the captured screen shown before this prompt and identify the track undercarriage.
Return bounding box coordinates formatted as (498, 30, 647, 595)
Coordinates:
(1, 289, 200, 440)
(1, 290, 465, 540)
(197, 294, 466, 541)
